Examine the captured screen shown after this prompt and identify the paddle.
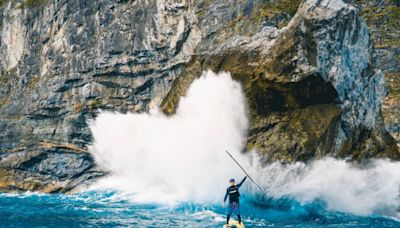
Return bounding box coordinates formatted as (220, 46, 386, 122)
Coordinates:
(225, 150, 263, 191)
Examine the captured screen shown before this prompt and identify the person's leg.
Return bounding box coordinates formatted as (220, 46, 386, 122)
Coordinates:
(226, 204, 232, 224)
(237, 205, 242, 224)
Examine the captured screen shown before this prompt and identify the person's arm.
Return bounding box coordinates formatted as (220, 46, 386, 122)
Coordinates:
(223, 189, 228, 203)
(237, 176, 247, 188)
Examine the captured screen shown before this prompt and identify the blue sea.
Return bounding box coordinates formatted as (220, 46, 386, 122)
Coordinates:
(0, 190, 399, 227)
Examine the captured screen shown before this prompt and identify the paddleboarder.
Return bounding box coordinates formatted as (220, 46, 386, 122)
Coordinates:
(223, 176, 247, 225)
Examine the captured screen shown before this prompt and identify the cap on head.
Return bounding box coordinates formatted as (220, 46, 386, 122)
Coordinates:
(229, 178, 235, 182)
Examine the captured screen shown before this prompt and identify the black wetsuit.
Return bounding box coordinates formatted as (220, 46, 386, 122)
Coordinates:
(224, 176, 247, 224)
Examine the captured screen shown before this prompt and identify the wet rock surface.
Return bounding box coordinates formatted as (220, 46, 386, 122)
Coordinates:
(0, 0, 398, 192)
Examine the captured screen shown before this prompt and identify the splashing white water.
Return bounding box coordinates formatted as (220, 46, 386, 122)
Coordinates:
(89, 70, 400, 218)
(251, 157, 400, 216)
(89, 71, 248, 204)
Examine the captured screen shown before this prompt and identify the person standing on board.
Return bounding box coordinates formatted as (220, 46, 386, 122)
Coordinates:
(223, 176, 247, 225)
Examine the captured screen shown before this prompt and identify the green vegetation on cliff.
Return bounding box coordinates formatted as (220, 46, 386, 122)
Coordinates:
(360, 4, 400, 48)
(260, 0, 303, 18)
(201, 0, 304, 48)
(19, 0, 48, 9)
(0, 0, 48, 9)
(382, 71, 400, 146)
(0, 68, 17, 107)
(226, 0, 304, 29)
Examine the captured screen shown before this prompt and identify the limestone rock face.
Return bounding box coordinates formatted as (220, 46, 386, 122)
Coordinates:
(0, 0, 201, 192)
(162, 0, 399, 162)
(0, 0, 398, 192)
(350, 0, 400, 148)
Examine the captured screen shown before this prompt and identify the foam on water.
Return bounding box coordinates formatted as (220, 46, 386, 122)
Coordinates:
(89, 70, 400, 219)
(2, 190, 400, 227)
(249, 157, 400, 216)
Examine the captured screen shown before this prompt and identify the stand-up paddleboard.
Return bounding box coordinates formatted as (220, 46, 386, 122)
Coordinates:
(223, 219, 245, 228)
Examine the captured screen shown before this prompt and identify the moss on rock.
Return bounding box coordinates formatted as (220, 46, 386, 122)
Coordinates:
(19, 0, 48, 9)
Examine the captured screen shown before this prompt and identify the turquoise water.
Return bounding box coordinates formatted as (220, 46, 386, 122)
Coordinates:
(1, 191, 399, 227)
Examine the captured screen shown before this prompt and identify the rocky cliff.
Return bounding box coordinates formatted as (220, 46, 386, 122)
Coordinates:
(352, 0, 400, 148)
(0, 0, 398, 192)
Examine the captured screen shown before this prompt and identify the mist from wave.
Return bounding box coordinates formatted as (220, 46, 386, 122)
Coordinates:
(89, 71, 248, 204)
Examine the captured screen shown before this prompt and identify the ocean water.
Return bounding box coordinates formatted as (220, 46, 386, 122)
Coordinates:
(0, 190, 399, 227)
